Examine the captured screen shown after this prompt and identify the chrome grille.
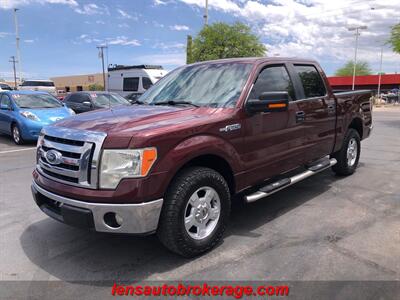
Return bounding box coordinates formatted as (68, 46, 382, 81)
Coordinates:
(36, 126, 107, 189)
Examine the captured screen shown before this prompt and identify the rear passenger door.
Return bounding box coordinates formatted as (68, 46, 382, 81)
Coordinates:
(0, 94, 13, 133)
(290, 64, 336, 163)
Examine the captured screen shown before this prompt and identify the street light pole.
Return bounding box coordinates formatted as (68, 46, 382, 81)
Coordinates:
(204, 0, 208, 26)
(348, 25, 367, 90)
(13, 8, 22, 85)
(97, 45, 107, 91)
(377, 46, 383, 98)
(9, 56, 18, 89)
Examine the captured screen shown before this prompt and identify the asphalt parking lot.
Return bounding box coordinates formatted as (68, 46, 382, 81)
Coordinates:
(0, 108, 399, 298)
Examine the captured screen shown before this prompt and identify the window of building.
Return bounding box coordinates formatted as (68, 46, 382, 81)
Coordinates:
(77, 86, 83, 91)
(294, 65, 326, 98)
(123, 77, 139, 92)
(65, 86, 70, 92)
(249, 65, 295, 100)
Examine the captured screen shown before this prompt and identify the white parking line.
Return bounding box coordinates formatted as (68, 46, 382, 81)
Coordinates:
(0, 147, 36, 154)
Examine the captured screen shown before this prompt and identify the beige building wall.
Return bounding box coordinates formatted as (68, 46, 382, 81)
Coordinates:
(50, 73, 104, 93)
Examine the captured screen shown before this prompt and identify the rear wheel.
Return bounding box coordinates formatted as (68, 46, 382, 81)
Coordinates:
(12, 124, 24, 145)
(157, 167, 231, 257)
(331, 128, 360, 176)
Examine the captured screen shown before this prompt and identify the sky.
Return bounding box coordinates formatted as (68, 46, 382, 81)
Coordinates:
(0, 0, 399, 80)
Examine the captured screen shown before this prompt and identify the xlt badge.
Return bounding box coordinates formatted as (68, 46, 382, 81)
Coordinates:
(219, 123, 241, 132)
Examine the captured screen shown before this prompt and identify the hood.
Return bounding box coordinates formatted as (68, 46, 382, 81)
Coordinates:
(54, 105, 230, 137)
(22, 106, 73, 125)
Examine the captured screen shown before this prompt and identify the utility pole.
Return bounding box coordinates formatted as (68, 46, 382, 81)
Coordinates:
(377, 46, 383, 98)
(97, 45, 107, 91)
(9, 56, 18, 89)
(203, 0, 208, 26)
(348, 25, 367, 90)
(13, 8, 22, 84)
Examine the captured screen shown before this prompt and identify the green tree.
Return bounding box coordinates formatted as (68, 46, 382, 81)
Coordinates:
(335, 61, 372, 76)
(389, 23, 400, 54)
(88, 83, 104, 91)
(189, 22, 266, 63)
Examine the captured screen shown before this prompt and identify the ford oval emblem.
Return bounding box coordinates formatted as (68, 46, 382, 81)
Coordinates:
(46, 149, 63, 165)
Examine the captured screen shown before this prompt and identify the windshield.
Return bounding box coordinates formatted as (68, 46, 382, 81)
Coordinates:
(140, 63, 253, 108)
(12, 93, 63, 108)
(21, 81, 55, 87)
(91, 93, 130, 107)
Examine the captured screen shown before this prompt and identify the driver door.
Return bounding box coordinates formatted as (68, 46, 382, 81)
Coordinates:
(0, 94, 13, 133)
(242, 64, 307, 186)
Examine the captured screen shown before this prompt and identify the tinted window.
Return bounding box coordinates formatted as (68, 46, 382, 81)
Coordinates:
(66, 93, 89, 103)
(142, 77, 153, 90)
(294, 65, 326, 98)
(0, 84, 12, 90)
(249, 65, 295, 100)
(21, 81, 54, 87)
(123, 77, 139, 91)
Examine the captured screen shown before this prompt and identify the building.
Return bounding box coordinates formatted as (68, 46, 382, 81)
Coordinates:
(50, 73, 104, 93)
(328, 74, 400, 93)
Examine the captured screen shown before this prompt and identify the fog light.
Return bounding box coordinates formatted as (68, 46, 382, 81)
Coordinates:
(103, 212, 123, 228)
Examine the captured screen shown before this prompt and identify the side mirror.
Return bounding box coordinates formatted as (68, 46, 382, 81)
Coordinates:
(246, 91, 289, 114)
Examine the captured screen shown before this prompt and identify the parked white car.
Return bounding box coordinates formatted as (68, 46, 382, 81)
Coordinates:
(19, 80, 57, 96)
(107, 64, 168, 98)
(0, 83, 13, 91)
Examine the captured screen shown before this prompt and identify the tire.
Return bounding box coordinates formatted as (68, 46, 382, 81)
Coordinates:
(11, 124, 24, 145)
(331, 128, 360, 176)
(157, 167, 231, 257)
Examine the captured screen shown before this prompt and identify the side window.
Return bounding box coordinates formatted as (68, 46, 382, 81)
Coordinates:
(0, 94, 11, 109)
(123, 77, 139, 92)
(294, 65, 326, 98)
(142, 77, 153, 90)
(67, 94, 87, 103)
(249, 65, 295, 100)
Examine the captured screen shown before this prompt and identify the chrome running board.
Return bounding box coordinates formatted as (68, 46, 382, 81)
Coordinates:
(245, 158, 337, 203)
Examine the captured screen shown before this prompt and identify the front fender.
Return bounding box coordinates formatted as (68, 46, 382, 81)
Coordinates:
(153, 134, 242, 193)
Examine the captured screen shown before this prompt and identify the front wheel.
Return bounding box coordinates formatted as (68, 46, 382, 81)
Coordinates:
(331, 128, 360, 176)
(12, 124, 25, 145)
(157, 167, 231, 257)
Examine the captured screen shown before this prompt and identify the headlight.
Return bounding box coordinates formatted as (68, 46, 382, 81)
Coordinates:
(20, 111, 40, 121)
(100, 148, 157, 189)
(67, 108, 75, 115)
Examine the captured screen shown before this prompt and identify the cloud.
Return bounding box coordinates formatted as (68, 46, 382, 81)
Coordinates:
(96, 20, 105, 24)
(0, 0, 78, 9)
(153, 41, 186, 50)
(74, 3, 108, 15)
(133, 53, 186, 66)
(116, 8, 135, 19)
(177, 0, 400, 75)
(107, 36, 141, 46)
(0, 32, 11, 38)
(152, 21, 165, 28)
(24, 39, 35, 43)
(169, 24, 189, 31)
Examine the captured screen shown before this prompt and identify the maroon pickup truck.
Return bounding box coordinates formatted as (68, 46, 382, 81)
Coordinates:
(32, 57, 373, 257)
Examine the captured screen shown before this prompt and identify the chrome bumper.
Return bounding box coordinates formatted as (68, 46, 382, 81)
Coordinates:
(31, 181, 163, 234)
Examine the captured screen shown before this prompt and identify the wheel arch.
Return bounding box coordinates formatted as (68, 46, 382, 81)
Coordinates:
(348, 117, 363, 139)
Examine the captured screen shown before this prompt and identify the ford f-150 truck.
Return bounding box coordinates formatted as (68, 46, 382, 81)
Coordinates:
(31, 57, 373, 257)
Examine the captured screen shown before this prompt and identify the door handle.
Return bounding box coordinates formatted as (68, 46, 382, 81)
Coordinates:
(296, 111, 305, 123)
(327, 104, 335, 113)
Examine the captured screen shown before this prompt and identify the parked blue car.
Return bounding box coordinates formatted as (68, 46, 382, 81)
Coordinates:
(0, 91, 75, 144)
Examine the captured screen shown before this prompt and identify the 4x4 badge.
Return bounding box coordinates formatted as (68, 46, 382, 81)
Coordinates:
(219, 123, 241, 132)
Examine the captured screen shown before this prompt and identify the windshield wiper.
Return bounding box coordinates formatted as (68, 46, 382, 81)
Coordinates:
(154, 100, 199, 107)
(130, 99, 145, 105)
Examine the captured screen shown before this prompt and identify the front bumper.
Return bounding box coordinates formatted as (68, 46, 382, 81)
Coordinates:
(31, 181, 163, 234)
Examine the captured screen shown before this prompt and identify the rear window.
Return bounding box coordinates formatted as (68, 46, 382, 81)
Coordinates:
(294, 65, 326, 98)
(123, 77, 139, 92)
(0, 84, 12, 90)
(21, 81, 55, 87)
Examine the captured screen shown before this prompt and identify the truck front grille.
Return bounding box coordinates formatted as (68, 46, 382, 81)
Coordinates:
(36, 126, 107, 189)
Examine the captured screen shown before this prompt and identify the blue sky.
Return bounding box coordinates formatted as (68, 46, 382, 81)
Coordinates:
(1, 0, 399, 80)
